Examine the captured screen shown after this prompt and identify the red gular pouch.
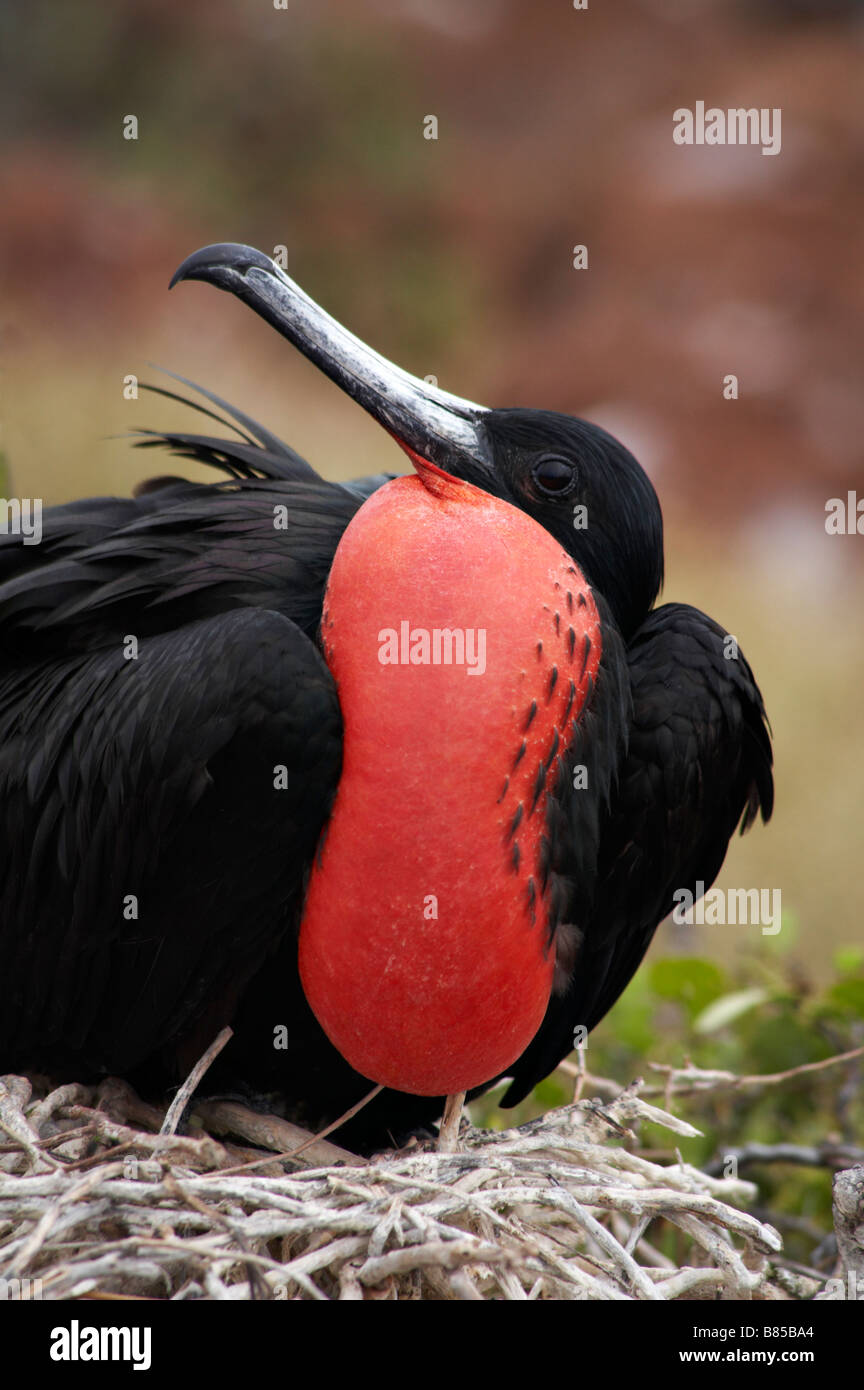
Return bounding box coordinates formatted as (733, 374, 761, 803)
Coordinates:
(299, 450, 601, 1096)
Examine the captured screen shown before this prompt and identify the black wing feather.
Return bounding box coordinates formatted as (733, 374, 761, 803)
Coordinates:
(138, 368, 317, 471)
(0, 607, 341, 1076)
(500, 601, 773, 1106)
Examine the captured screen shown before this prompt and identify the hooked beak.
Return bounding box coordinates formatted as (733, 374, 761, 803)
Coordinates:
(170, 243, 494, 481)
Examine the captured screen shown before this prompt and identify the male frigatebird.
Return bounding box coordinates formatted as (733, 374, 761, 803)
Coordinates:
(0, 244, 773, 1150)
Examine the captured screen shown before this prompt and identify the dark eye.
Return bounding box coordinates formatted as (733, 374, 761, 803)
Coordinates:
(532, 455, 575, 496)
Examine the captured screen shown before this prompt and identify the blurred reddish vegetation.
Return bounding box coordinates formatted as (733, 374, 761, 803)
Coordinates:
(0, 0, 861, 515)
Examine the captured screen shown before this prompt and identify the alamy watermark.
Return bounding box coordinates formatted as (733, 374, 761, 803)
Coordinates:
(0, 1276, 42, 1299)
(673, 102, 781, 157)
(673, 882, 781, 935)
(0, 497, 42, 545)
(50, 1320, 151, 1370)
(378, 622, 487, 676)
(821, 1270, 864, 1301)
(825, 491, 864, 535)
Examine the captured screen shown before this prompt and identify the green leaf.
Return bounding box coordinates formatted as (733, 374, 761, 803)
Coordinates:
(827, 978, 864, 1019)
(833, 947, 864, 977)
(694, 987, 769, 1034)
(601, 984, 658, 1054)
(533, 1076, 569, 1110)
(649, 957, 727, 1018)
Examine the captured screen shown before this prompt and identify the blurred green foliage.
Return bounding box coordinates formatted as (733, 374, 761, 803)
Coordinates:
(472, 916, 864, 1266)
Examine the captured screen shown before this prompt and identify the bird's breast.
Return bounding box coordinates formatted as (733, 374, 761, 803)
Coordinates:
(299, 474, 601, 1094)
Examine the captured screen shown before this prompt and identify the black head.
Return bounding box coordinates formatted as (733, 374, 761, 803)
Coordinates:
(171, 244, 664, 638)
(472, 409, 664, 639)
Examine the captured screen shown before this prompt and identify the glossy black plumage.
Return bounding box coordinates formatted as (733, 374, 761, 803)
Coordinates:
(1, 610, 340, 1068)
(500, 601, 773, 1106)
(0, 274, 773, 1150)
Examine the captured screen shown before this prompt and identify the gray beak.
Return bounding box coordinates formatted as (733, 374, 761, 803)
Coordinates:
(170, 243, 493, 478)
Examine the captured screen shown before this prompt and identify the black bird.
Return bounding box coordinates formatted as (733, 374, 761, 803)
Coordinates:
(0, 244, 772, 1149)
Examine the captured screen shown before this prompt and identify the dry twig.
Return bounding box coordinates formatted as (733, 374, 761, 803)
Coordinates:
(0, 1072, 810, 1302)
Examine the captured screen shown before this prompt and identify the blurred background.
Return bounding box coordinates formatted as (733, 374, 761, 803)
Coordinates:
(1, 0, 862, 1249)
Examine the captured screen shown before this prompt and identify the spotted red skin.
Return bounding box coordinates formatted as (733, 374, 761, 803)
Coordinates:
(299, 467, 602, 1095)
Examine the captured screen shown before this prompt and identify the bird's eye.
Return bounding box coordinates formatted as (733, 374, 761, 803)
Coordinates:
(532, 455, 576, 496)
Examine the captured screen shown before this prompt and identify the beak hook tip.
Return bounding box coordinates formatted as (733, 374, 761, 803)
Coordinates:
(169, 242, 275, 291)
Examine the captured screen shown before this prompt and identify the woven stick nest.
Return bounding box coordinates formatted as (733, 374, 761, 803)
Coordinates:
(1, 1068, 827, 1302)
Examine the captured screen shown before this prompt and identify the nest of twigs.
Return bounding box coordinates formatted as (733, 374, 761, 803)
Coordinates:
(2, 1065, 836, 1301)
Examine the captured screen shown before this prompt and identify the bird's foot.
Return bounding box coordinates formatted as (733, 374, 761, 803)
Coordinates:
(437, 1091, 466, 1152)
